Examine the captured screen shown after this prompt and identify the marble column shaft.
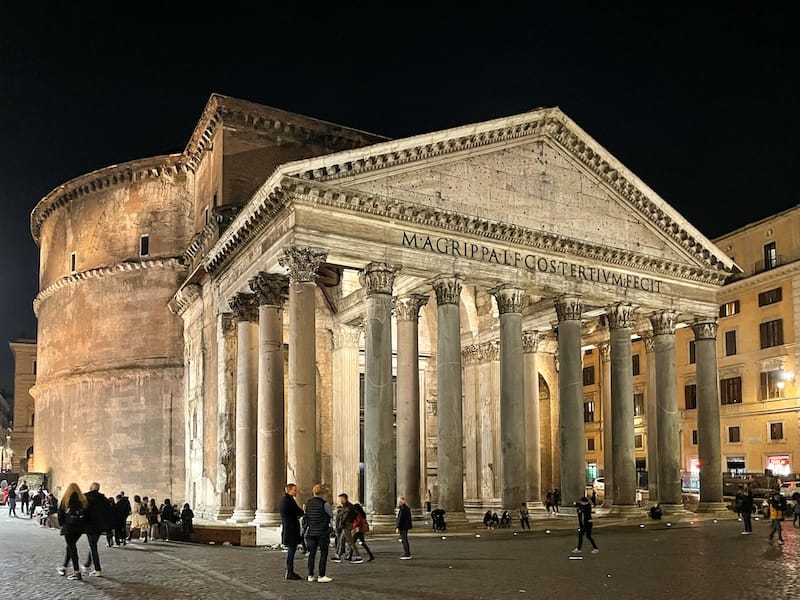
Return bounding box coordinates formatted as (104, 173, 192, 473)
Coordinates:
(643, 334, 659, 500)
(494, 286, 526, 510)
(279, 246, 327, 504)
(554, 294, 585, 508)
(363, 262, 398, 515)
(214, 313, 236, 519)
(433, 275, 465, 514)
(332, 325, 361, 502)
(250, 272, 288, 524)
(523, 331, 541, 504)
(229, 292, 259, 522)
(650, 311, 681, 505)
(694, 319, 723, 504)
(462, 345, 480, 501)
(607, 303, 636, 506)
(395, 293, 428, 511)
(599, 342, 613, 505)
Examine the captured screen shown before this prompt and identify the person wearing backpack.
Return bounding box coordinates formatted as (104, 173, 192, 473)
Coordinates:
(82, 482, 110, 577)
(57, 482, 88, 581)
(351, 503, 374, 561)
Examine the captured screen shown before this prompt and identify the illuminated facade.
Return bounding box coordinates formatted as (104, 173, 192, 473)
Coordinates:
(8, 339, 36, 472)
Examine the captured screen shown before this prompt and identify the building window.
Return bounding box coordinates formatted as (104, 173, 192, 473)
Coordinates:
(759, 319, 784, 348)
(684, 384, 697, 409)
(140, 234, 150, 257)
(758, 287, 782, 306)
(760, 371, 785, 400)
(632, 354, 640, 376)
(719, 300, 740, 318)
(633, 393, 644, 417)
(724, 330, 737, 356)
(763, 241, 778, 270)
(720, 376, 742, 405)
(583, 365, 595, 386)
(204, 207, 209, 225)
(691, 430, 698, 445)
(769, 422, 784, 441)
(727, 456, 746, 475)
(587, 437, 595, 452)
(69, 252, 77, 274)
(32, 360, 37, 375)
(584, 348, 593, 356)
(728, 426, 741, 443)
(688, 340, 696, 364)
(634, 434, 644, 449)
(583, 400, 595, 423)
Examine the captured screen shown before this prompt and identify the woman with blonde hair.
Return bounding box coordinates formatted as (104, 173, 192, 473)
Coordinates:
(57, 482, 88, 580)
(130, 494, 150, 542)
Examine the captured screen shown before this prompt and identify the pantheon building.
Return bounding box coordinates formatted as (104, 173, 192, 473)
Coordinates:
(30, 94, 738, 529)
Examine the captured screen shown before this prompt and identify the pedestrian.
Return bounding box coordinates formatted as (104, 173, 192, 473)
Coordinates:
(590, 489, 597, 507)
(739, 485, 753, 534)
(767, 491, 785, 544)
(7, 484, 17, 517)
(104, 497, 116, 546)
(159, 498, 177, 541)
(552, 488, 561, 513)
(18, 480, 30, 515)
(180, 502, 195, 535)
(396, 496, 413, 559)
(424, 489, 432, 513)
(635, 489, 643, 507)
(352, 502, 374, 561)
(130, 494, 150, 542)
(331, 499, 346, 561)
(82, 482, 111, 577)
(572, 495, 599, 554)
(30, 487, 44, 519)
(278, 483, 304, 580)
(545, 489, 553, 515)
(147, 498, 160, 541)
(57, 482, 88, 580)
(305, 483, 334, 583)
(734, 485, 744, 519)
(336, 493, 363, 562)
(519, 502, 531, 530)
(793, 496, 800, 527)
(111, 493, 128, 545)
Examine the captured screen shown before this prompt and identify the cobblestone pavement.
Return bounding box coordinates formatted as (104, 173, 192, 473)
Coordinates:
(1, 509, 799, 599)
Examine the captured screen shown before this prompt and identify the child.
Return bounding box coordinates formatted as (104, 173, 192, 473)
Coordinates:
(180, 502, 195, 535)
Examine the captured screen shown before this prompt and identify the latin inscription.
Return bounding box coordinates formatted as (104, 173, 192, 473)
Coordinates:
(401, 232, 662, 294)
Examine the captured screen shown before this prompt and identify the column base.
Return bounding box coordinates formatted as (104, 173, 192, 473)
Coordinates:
(694, 501, 730, 515)
(526, 501, 545, 511)
(660, 503, 696, 519)
(605, 504, 646, 518)
(367, 513, 398, 534)
(209, 507, 234, 521)
(251, 511, 281, 527)
(228, 508, 256, 523)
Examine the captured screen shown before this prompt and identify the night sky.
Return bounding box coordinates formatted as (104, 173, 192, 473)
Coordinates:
(1, 3, 797, 395)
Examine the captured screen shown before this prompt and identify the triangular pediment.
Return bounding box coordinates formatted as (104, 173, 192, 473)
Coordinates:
(208, 107, 740, 282)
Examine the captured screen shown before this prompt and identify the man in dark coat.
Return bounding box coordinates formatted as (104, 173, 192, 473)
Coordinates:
(396, 496, 413, 559)
(278, 483, 304, 580)
(82, 482, 111, 576)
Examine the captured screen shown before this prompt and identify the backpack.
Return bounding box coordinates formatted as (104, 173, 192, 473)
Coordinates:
(65, 506, 86, 531)
(354, 503, 369, 533)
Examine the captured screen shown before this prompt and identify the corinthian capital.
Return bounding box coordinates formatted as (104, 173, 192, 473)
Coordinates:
(691, 318, 718, 340)
(642, 333, 655, 353)
(649, 310, 678, 336)
(394, 294, 429, 321)
(229, 292, 259, 322)
(522, 330, 540, 354)
(432, 274, 464, 306)
(278, 246, 328, 283)
(606, 303, 636, 329)
(362, 262, 400, 296)
(554, 294, 583, 322)
(333, 323, 362, 349)
(492, 285, 525, 315)
(249, 272, 289, 307)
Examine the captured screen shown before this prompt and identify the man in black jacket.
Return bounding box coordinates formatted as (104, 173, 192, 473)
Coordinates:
(304, 484, 334, 582)
(82, 482, 111, 577)
(396, 496, 413, 559)
(278, 483, 304, 580)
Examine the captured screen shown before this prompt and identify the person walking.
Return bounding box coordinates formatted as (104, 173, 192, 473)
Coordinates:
(180, 503, 195, 535)
(336, 493, 363, 563)
(424, 490, 432, 513)
(572, 495, 599, 554)
(739, 485, 754, 534)
(147, 498, 160, 541)
(305, 483, 334, 583)
(552, 489, 561, 513)
(18, 481, 30, 515)
(7, 484, 18, 517)
(130, 494, 150, 542)
(396, 496, 413, 559)
(57, 482, 88, 580)
(635, 489, 643, 507)
(278, 483, 304, 580)
(590, 489, 597, 507)
(82, 482, 111, 577)
(519, 502, 531, 530)
(351, 502, 374, 561)
(545, 489, 554, 515)
(767, 491, 785, 544)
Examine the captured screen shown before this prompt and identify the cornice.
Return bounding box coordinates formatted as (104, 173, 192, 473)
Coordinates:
(718, 259, 800, 296)
(31, 155, 187, 245)
(33, 257, 186, 316)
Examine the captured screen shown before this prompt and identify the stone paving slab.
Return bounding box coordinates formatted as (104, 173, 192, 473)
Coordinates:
(1, 509, 796, 599)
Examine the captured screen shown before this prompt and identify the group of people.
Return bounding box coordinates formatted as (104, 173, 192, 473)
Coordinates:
(544, 488, 561, 514)
(52, 481, 196, 581)
(278, 483, 413, 583)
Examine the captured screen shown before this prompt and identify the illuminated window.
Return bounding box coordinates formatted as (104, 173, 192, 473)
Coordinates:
(763, 242, 778, 270)
(583, 400, 595, 423)
(633, 393, 644, 417)
(634, 434, 644, 449)
(719, 300, 740, 318)
(761, 371, 785, 400)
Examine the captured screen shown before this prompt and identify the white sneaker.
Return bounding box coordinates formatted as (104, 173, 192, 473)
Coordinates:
(591, 549, 599, 554)
(400, 555, 413, 560)
(317, 576, 333, 583)
(307, 575, 315, 582)
(572, 548, 582, 553)
(90, 570, 103, 577)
